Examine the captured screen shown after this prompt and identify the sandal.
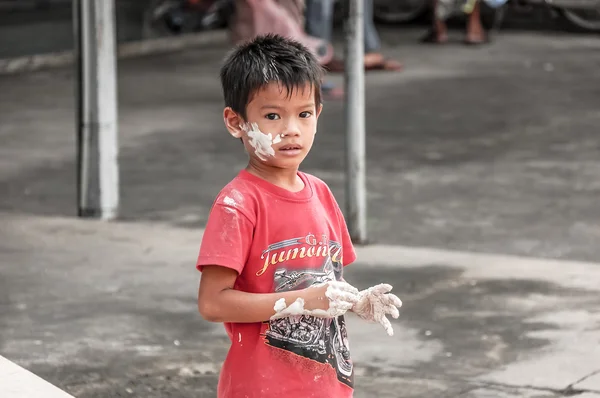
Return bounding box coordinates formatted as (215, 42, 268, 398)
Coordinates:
(463, 36, 489, 45)
(322, 81, 344, 101)
(364, 58, 403, 72)
(420, 29, 448, 44)
(323, 58, 345, 73)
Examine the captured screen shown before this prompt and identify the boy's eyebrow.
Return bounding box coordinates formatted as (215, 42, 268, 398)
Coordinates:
(260, 103, 316, 110)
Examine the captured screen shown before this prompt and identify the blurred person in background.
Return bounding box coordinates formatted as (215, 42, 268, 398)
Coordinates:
(228, 0, 344, 99)
(305, 0, 403, 73)
(421, 0, 487, 44)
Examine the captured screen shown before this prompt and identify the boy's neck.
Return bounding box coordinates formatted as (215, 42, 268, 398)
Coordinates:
(245, 163, 304, 193)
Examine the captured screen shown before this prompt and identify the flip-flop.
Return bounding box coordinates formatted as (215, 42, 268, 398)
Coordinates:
(420, 29, 448, 45)
(365, 58, 403, 72)
(463, 36, 490, 46)
(323, 58, 345, 73)
(322, 86, 344, 101)
(322, 81, 344, 100)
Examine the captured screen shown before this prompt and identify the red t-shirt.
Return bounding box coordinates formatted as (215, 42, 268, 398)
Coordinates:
(197, 170, 357, 398)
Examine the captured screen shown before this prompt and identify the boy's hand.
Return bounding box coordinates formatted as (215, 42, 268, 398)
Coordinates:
(308, 281, 360, 317)
(353, 284, 403, 336)
(271, 281, 359, 320)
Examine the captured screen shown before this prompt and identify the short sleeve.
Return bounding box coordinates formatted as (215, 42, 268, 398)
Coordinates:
(337, 206, 357, 267)
(196, 203, 254, 274)
(309, 174, 358, 267)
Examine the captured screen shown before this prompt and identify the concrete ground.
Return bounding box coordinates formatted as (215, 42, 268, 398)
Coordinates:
(2, 27, 600, 261)
(2, 215, 600, 397)
(1, 27, 600, 397)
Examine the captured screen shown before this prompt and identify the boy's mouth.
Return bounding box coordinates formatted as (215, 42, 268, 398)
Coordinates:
(278, 143, 302, 151)
(278, 143, 303, 156)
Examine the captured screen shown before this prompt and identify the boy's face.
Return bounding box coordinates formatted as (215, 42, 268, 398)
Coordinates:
(224, 82, 322, 170)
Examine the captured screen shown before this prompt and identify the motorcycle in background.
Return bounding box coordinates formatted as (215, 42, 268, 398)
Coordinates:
(372, 0, 600, 31)
(550, 0, 600, 31)
(373, 0, 430, 24)
(142, 0, 233, 38)
(142, 0, 600, 38)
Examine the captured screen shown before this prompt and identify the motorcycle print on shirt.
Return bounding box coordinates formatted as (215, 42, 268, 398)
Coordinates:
(261, 234, 354, 388)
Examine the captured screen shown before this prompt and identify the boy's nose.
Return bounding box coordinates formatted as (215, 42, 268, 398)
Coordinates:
(283, 121, 301, 137)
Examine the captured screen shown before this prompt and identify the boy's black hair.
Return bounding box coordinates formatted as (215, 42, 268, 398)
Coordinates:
(220, 34, 324, 120)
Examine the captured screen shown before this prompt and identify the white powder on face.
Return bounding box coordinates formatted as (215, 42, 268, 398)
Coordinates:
(243, 122, 277, 161)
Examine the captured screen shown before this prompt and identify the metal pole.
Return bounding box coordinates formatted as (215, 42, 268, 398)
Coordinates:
(73, 0, 119, 220)
(344, 0, 367, 244)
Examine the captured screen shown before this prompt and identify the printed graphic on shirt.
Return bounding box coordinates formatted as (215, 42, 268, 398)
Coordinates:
(262, 234, 353, 388)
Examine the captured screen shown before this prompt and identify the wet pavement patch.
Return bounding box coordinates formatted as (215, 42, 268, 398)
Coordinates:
(345, 264, 600, 380)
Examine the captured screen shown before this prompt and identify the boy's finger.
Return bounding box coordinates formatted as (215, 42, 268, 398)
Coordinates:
(378, 315, 394, 336)
(384, 293, 403, 309)
(369, 283, 393, 295)
(386, 304, 400, 319)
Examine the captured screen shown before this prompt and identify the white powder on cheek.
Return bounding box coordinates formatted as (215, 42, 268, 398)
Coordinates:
(244, 122, 276, 161)
(230, 124, 244, 139)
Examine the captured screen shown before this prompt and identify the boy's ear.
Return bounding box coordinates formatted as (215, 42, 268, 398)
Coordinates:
(316, 103, 323, 119)
(223, 107, 245, 138)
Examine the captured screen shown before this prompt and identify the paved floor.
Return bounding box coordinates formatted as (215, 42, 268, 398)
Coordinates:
(1, 28, 600, 261)
(1, 214, 599, 397)
(1, 27, 600, 397)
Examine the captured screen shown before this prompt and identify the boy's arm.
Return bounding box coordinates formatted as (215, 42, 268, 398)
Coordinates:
(198, 265, 359, 323)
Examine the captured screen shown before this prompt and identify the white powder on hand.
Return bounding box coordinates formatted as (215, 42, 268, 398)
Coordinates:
(274, 298, 287, 312)
(353, 283, 402, 336)
(270, 281, 360, 320)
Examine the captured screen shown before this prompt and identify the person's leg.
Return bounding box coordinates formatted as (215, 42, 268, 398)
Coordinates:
(363, 0, 402, 71)
(304, 0, 346, 72)
(303, 0, 342, 98)
(363, 0, 381, 54)
(421, 0, 449, 43)
(305, 0, 334, 42)
(465, 0, 486, 43)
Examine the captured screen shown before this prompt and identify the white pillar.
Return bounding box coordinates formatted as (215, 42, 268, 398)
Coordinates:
(73, 0, 119, 220)
(344, 0, 367, 243)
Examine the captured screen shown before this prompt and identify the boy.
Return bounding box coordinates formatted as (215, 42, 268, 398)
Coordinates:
(196, 34, 402, 398)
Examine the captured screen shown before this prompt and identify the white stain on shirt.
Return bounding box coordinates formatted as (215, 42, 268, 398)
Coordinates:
(223, 196, 236, 207)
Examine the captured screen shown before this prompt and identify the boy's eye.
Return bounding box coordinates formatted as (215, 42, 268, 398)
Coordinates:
(265, 113, 280, 120)
(300, 111, 312, 118)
